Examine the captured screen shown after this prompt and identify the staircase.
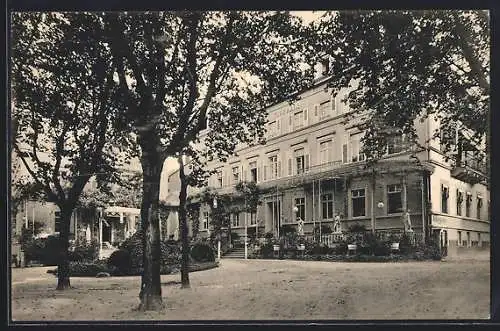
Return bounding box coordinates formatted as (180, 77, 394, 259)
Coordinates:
(223, 247, 246, 259)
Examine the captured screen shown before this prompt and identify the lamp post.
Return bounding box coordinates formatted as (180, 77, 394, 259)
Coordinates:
(244, 197, 248, 259)
(97, 207, 103, 260)
(213, 197, 221, 260)
(377, 202, 384, 239)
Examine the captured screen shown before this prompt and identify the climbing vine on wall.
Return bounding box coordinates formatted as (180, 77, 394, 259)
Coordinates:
(186, 201, 201, 239)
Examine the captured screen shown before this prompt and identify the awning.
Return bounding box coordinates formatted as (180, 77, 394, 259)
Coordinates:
(104, 206, 141, 215)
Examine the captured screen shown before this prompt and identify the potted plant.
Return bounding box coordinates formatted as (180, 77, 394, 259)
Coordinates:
(272, 238, 280, 252)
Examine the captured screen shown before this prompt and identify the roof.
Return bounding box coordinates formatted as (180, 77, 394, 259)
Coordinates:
(104, 206, 141, 215)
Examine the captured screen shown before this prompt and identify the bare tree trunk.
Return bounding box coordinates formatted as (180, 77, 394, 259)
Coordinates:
(177, 155, 190, 288)
(138, 151, 164, 310)
(56, 206, 73, 290)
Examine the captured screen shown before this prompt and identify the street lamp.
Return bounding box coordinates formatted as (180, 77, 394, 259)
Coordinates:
(97, 207, 103, 259)
(213, 197, 221, 260)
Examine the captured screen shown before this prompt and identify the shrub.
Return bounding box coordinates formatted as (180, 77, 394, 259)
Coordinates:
(68, 241, 99, 262)
(306, 243, 329, 255)
(190, 242, 215, 262)
(399, 233, 413, 254)
(314, 224, 333, 235)
(260, 243, 274, 258)
(119, 231, 182, 270)
(348, 223, 367, 233)
(281, 225, 296, 236)
(332, 242, 348, 255)
(107, 249, 131, 274)
(24, 235, 62, 266)
(361, 233, 391, 256)
(415, 239, 441, 260)
(68, 261, 114, 277)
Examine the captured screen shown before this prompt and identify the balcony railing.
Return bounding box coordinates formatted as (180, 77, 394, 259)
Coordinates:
(451, 157, 488, 184)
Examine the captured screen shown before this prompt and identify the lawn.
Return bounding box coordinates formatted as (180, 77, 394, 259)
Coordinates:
(11, 258, 490, 321)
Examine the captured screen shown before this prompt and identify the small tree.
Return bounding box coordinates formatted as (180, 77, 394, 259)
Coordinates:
(12, 13, 133, 290)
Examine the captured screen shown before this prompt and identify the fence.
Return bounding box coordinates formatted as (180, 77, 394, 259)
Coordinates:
(279, 230, 424, 248)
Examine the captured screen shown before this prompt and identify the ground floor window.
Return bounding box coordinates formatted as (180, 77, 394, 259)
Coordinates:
(441, 185, 449, 214)
(250, 212, 257, 225)
(321, 193, 334, 219)
(387, 184, 403, 214)
(231, 213, 240, 227)
(295, 197, 305, 221)
(458, 231, 462, 246)
(456, 190, 463, 216)
(351, 189, 366, 217)
(202, 212, 209, 230)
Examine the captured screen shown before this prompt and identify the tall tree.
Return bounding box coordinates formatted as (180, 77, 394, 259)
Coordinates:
(11, 13, 133, 289)
(104, 11, 315, 310)
(309, 10, 489, 164)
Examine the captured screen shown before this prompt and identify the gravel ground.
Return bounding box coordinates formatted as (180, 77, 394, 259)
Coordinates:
(11, 258, 490, 321)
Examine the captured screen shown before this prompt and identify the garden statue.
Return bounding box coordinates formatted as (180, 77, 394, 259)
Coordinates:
(403, 210, 413, 232)
(297, 217, 304, 236)
(333, 215, 341, 233)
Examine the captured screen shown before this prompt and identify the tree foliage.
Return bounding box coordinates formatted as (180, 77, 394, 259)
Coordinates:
(100, 11, 316, 309)
(11, 12, 133, 289)
(309, 10, 489, 162)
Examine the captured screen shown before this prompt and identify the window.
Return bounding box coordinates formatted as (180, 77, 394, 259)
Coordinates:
(458, 231, 462, 246)
(268, 120, 280, 138)
(232, 166, 240, 185)
(250, 212, 257, 225)
(350, 134, 365, 162)
(294, 148, 309, 174)
(319, 140, 333, 164)
(295, 148, 305, 174)
(293, 111, 304, 129)
(268, 155, 279, 180)
(321, 193, 334, 219)
(202, 212, 209, 230)
(342, 143, 348, 164)
(249, 161, 257, 183)
(217, 170, 223, 188)
(351, 189, 366, 217)
(477, 195, 483, 219)
(54, 211, 61, 233)
(387, 184, 403, 214)
(387, 135, 406, 155)
(319, 100, 331, 120)
(456, 190, 463, 216)
(465, 192, 472, 217)
(441, 185, 449, 214)
(342, 134, 348, 164)
(294, 197, 305, 222)
(478, 232, 481, 246)
(231, 213, 240, 227)
(466, 232, 470, 247)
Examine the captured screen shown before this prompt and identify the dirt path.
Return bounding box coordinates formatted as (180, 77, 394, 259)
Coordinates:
(11, 259, 490, 321)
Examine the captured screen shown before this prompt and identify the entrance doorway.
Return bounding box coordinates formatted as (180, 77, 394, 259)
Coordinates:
(102, 222, 111, 243)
